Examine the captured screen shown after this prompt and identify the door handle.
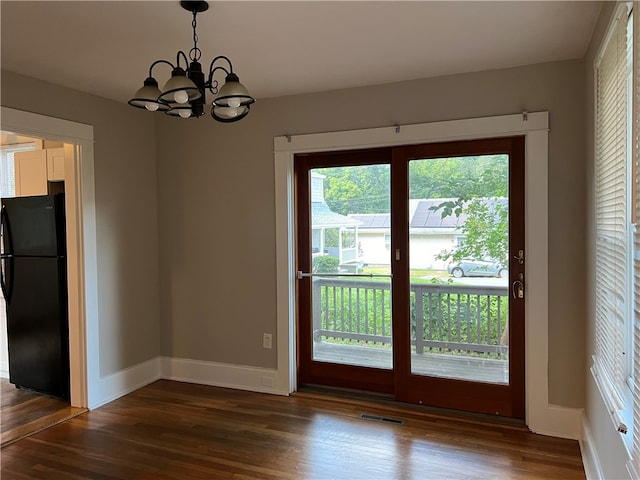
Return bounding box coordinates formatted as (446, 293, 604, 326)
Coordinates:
(512, 273, 524, 299)
(0, 205, 8, 301)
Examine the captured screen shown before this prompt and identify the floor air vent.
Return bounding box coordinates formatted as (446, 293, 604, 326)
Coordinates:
(359, 413, 405, 425)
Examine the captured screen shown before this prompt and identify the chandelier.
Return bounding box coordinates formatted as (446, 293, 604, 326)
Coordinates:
(128, 1, 255, 122)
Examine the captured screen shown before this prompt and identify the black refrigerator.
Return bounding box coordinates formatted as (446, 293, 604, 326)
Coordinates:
(0, 194, 70, 400)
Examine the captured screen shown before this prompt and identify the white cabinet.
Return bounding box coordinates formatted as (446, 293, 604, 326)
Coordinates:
(13, 147, 68, 196)
(46, 147, 66, 181)
(14, 150, 47, 196)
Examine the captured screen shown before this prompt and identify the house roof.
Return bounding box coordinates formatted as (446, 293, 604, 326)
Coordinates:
(350, 198, 507, 230)
(410, 199, 466, 229)
(312, 202, 361, 228)
(348, 213, 390, 229)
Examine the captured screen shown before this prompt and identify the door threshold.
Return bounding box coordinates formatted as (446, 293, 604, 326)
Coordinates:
(295, 384, 527, 431)
(298, 384, 394, 402)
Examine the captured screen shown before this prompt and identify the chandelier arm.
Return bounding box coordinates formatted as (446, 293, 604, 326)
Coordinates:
(203, 78, 219, 95)
(176, 51, 190, 70)
(148, 59, 175, 78)
(208, 55, 234, 76)
(206, 65, 230, 92)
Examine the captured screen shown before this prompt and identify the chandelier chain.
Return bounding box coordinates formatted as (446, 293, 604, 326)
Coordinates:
(189, 11, 202, 62)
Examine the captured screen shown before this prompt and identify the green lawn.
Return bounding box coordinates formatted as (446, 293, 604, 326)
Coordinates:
(361, 265, 452, 284)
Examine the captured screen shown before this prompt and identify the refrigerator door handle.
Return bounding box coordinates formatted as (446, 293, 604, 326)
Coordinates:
(0, 258, 5, 302)
(0, 205, 12, 302)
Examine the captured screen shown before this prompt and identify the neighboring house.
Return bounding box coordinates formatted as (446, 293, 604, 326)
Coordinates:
(350, 198, 506, 270)
(347, 212, 392, 267)
(407, 199, 466, 270)
(311, 172, 361, 270)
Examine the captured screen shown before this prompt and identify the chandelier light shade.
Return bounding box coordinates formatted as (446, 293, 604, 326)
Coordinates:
(128, 78, 170, 112)
(211, 73, 254, 122)
(128, 1, 255, 122)
(158, 67, 202, 105)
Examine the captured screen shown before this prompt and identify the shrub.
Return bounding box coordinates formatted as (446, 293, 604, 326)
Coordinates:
(313, 256, 340, 273)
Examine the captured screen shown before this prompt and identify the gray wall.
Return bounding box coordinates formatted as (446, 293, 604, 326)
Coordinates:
(584, 2, 630, 477)
(1, 71, 162, 376)
(156, 59, 587, 408)
(0, 50, 588, 409)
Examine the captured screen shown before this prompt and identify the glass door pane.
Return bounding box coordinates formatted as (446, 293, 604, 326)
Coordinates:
(408, 154, 509, 384)
(309, 165, 392, 370)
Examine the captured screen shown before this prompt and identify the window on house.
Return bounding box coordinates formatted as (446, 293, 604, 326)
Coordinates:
(593, 3, 635, 455)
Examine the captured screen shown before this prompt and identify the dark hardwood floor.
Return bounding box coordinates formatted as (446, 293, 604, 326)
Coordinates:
(1, 380, 585, 479)
(1, 378, 86, 448)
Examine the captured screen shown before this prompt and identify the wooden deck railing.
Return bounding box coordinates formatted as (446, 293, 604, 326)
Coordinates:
(312, 278, 509, 357)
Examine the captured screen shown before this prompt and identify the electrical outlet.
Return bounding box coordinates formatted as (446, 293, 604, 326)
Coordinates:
(263, 333, 273, 349)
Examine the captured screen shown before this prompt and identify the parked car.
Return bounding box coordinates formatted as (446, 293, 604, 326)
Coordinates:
(447, 259, 508, 278)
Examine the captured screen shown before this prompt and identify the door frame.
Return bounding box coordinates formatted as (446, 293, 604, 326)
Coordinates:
(293, 139, 525, 419)
(274, 112, 581, 437)
(1, 106, 97, 409)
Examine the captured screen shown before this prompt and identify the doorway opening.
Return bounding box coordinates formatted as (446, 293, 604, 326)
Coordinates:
(274, 112, 564, 434)
(1, 106, 98, 411)
(0, 133, 73, 379)
(295, 137, 525, 418)
(0, 131, 90, 445)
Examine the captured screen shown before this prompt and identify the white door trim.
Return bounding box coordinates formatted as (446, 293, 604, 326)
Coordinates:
(273, 112, 577, 437)
(1, 106, 97, 409)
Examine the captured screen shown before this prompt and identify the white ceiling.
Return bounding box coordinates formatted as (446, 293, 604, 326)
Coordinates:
(1, 1, 602, 104)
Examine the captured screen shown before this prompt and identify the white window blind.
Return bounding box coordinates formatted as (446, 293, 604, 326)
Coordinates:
(595, 2, 631, 398)
(0, 144, 36, 198)
(631, 3, 640, 476)
(594, 3, 633, 442)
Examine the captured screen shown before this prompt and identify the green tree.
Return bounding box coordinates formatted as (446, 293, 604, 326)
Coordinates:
(320, 165, 390, 215)
(412, 155, 509, 264)
(409, 155, 508, 199)
(436, 198, 508, 264)
(320, 156, 508, 216)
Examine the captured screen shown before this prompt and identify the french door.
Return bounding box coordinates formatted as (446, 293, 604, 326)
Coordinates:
(295, 136, 525, 419)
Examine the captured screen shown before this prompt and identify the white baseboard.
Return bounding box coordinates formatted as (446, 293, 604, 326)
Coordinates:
(87, 356, 582, 444)
(0, 360, 8, 379)
(528, 404, 583, 440)
(580, 414, 604, 480)
(88, 356, 162, 410)
(86, 356, 284, 410)
(160, 356, 284, 396)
